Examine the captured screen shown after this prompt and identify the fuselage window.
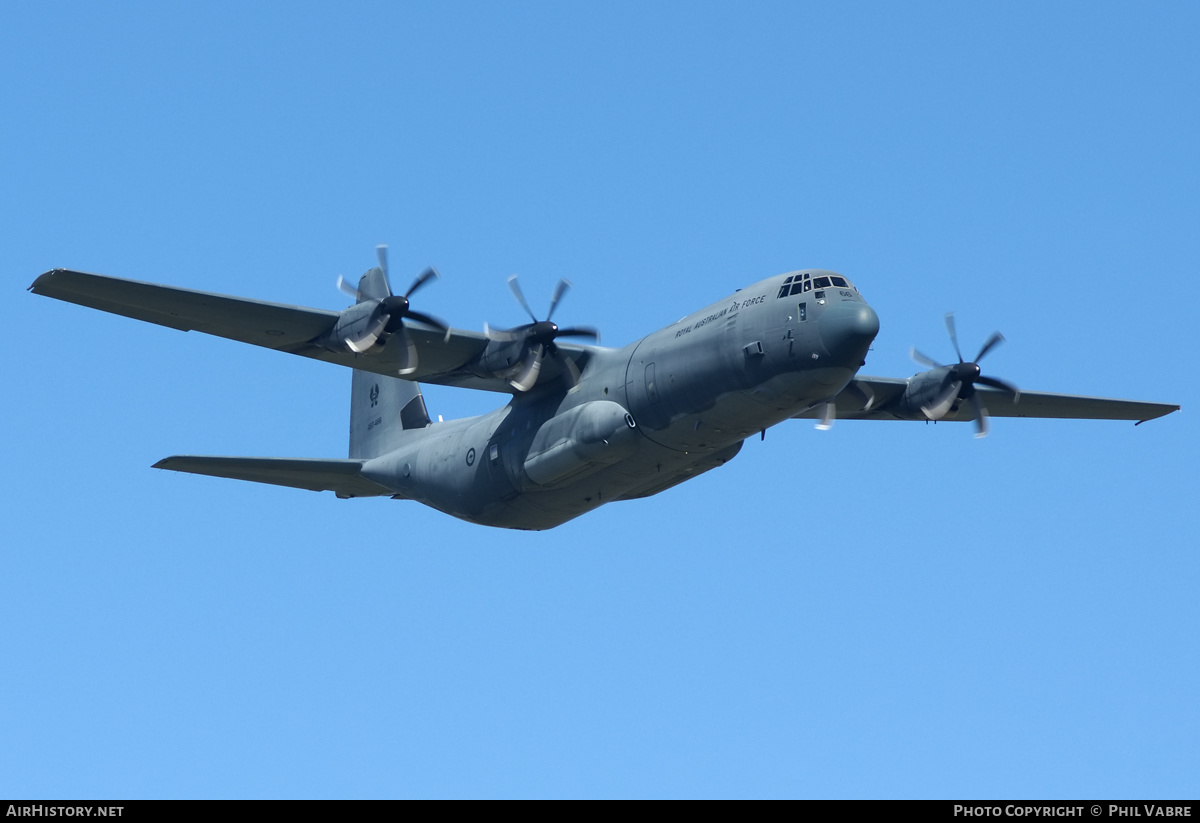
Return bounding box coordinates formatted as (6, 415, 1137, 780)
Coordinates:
(813, 276, 832, 288)
(803, 280, 812, 292)
(830, 276, 848, 287)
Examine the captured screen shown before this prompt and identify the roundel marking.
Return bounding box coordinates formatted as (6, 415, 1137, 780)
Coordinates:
(465, 447, 476, 466)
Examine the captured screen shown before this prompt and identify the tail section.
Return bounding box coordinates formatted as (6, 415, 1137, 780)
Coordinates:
(349, 370, 431, 459)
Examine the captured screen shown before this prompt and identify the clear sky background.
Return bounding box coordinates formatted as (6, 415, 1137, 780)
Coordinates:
(3, 1, 1197, 799)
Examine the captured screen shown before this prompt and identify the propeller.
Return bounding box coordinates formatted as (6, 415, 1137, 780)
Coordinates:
(910, 313, 1020, 437)
(813, 382, 874, 431)
(815, 401, 836, 431)
(485, 276, 599, 391)
(335, 245, 449, 374)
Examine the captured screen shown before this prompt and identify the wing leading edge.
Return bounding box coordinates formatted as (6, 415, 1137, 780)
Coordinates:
(29, 268, 590, 393)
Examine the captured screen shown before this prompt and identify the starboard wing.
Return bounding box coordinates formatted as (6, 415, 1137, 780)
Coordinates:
(794, 375, 1180, 423)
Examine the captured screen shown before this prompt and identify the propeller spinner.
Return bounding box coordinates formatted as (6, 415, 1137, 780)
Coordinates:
(910, 313, 1020, 437)
(485, 276, 599, 392)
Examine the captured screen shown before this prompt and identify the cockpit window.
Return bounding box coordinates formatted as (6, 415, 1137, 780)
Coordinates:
(778, 271, 855, 298)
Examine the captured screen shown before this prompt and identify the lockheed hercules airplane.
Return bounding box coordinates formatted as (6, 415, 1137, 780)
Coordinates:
(30, 247, 1179, 530)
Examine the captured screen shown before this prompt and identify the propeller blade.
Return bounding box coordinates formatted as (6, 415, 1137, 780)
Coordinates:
(921, 379, 961, 421)
(376, 245, 390, 280)
(852, 381, 876, 412)
(969, 393, 990, 438)
(553, 348, 582, 387)
(395, 324, 418, 375)
(976, 375, 1020, 399)
(553, 325, 600, 341)
(405, 309, 450, 336)
(344, 313, 388, 353)
(509, 343, 545, 392)
(945, 312, 964, 362)
(815, 401, 836, 431)
(910, 347, 943, 369)
(547, 279, 571, 321)
(974, 331, 1005, 363)
(406, 266, 439, 298)
(336, 275, 360, 302)
(507, 275, 538, 323)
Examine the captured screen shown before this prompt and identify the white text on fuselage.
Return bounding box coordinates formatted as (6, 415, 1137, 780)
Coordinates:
(674, 295, 765, 338)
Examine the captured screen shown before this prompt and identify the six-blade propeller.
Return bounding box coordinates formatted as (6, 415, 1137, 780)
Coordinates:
(484, 275, 599, 392)
(335, 245, 449, 375)
(910, 313, 1020, 437)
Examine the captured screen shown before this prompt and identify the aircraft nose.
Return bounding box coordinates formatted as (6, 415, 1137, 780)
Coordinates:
(820, 301, 880, 365)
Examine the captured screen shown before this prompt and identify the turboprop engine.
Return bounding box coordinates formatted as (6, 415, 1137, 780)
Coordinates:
(319, 245, 448, 374)
(895, 313, 1019, 437)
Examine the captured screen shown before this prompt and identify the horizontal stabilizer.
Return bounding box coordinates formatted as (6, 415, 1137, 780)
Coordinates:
(153, 456, 396, 498)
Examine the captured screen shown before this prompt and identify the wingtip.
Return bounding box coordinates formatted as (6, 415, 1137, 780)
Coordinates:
(29, 269, 60, 292)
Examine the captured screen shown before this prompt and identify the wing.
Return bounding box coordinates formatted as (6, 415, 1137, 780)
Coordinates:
(793, 375, 1180, 423)
(29, 268, 590, 392)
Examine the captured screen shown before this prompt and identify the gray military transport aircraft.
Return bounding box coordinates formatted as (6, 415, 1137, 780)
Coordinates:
(30, 247, 1179, 530)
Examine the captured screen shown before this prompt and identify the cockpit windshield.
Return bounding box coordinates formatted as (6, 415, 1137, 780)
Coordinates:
(776, 272, 855, 299)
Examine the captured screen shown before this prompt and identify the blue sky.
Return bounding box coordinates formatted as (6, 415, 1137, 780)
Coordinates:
(3, 1, 1197, 799)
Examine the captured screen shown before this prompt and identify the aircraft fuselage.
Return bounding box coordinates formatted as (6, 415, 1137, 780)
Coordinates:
(364, 270, 880, 529)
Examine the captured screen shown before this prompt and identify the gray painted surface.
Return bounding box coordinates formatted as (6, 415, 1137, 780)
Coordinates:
(30, 263, 1180, 530)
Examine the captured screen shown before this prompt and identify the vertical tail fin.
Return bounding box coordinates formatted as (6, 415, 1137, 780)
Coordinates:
(349, 370, 431, 459)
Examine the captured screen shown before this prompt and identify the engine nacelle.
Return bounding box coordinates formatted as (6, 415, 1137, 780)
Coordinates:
(319, 301, 382, 353)
(476, 337, 528, 378)
(894, 366, 959, 420)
